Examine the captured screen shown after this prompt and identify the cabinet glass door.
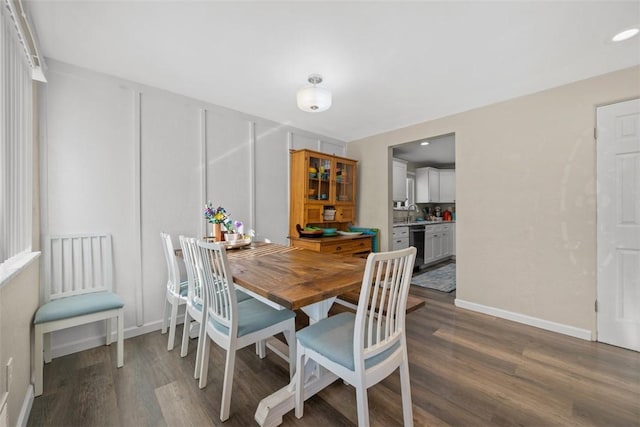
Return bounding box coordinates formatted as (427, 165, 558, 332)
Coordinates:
(335, 160, 355, 204)
(307, 154, 332, 202)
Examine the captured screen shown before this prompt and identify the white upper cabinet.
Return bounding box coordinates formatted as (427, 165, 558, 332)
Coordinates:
(416, 167, 440, 203)
(416, 167, 455, 203)
(392, 159, 408, 201)
(439, 169, 456, 202)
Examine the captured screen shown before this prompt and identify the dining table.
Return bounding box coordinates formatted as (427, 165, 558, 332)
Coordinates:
(221, 242, 368, 427)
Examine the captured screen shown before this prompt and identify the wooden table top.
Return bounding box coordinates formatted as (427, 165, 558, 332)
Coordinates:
(225, 242, 367, 310)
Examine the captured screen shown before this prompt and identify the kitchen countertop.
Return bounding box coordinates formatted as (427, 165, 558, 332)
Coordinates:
(393, 220, 456, 227)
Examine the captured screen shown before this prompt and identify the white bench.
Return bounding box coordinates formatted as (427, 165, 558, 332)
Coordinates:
(33, 234, 124, 397)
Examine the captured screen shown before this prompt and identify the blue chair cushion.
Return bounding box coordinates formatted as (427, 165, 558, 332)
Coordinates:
(192, 289, 251, 312)
(179, 281, 188, 297)
(235, 288, 252, 302)
(296, 312, 400, 371)
(34, 291, 124, 324)
(210, 298, 295, 338)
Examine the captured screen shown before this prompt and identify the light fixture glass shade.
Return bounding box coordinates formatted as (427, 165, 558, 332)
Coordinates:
(612, 28, 639, 42)
(297, 86, 332, 112)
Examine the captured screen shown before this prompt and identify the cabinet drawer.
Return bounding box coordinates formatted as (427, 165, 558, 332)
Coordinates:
(392, 236, 409, 250)
(392, 227, 409, 238)
(319, 238, 372, 255)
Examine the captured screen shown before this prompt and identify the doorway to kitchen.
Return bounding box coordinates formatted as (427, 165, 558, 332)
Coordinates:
(391, 133, 456, 293)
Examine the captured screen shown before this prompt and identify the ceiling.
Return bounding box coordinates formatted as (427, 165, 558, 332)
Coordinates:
(25, 1, 640, 142)
(393, 133, 456, 166)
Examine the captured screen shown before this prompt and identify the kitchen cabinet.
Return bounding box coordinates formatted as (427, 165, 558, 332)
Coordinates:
(416, 167, 455, 203)
(442, 224, 451, 257)
(439, 169, 456, 202)
(392, 159, 408, 201)
(392, 226, 409, 250)
(424, 223, 453, 265)
(289, 149, 370, 256)
(424, 228, 437, 264)
(451, 223, 456, 256)
(415, 167, 440, 203)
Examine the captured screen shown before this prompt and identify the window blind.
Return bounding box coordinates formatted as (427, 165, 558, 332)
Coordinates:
(0, 2, 33, 265)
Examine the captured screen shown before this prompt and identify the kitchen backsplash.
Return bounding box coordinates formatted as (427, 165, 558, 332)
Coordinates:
(393, 203, 455, 222)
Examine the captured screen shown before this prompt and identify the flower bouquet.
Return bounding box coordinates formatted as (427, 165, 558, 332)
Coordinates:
(204, 203, 250, 245)
(204, 202, 229, 241)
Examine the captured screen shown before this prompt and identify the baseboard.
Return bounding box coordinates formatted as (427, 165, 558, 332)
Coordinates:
(454, 298, 593, 341)
(49, 315, 185, 359)
(17, 384, 33, 427)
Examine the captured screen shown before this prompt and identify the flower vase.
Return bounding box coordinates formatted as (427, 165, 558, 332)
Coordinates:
(212, 223, 223, 242)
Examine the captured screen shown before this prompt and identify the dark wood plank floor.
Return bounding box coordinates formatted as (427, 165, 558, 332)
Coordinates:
(28, 287, 640, 426)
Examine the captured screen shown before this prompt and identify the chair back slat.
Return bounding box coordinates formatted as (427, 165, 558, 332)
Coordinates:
(355, 247, 416, 366)
(45, 234, 113, 302)
(160, 232, 181, 294)
(179, 236, 204, 307)
(195, 240, 238, 335)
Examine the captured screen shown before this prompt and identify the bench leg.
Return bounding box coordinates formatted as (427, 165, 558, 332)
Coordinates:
(106, 318, 112, 345)
(117, 310, 124, 367)
(43, 332, 51, 364)
(34, 325, 44, 397)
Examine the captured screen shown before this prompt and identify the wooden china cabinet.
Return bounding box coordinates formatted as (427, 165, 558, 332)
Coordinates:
(289, 149, 372, 257)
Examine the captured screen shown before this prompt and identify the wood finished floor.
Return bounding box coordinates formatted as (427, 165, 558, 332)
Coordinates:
(28, 287, 640, 427)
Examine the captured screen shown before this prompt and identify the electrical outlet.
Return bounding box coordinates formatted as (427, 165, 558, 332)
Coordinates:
(5, 359, 12, 393)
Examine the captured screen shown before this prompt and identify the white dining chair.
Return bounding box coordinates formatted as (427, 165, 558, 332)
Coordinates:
(160, 232, 188, 351)
(179, 236, 254, 377)
(178, 236, 208, 379)
(34, 234, 124, 397)
(294, 247, 417, 427)
(194, 240, 297, 421)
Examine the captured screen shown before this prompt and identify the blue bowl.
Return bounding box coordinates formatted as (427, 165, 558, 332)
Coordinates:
(322, 228, 337, 235)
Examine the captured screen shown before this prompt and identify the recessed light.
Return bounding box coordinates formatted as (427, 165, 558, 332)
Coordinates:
(612, 28, 639, 42)
(420, 141, 430, 146)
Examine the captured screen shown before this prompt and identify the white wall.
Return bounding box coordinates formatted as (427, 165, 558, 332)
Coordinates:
(0, 261, 39, 427)
(39, 60, 345, 356)
(347, 65, 640, 339)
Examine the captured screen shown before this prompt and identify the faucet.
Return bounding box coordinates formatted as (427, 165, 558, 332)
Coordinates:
(405, 204, 418, 223)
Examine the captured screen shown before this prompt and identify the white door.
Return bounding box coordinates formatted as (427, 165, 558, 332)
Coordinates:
(597, 98, 640, 352)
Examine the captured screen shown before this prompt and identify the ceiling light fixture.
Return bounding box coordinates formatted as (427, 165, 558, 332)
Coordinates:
(420, 141, 430, 146)
(612, 28, 639, 42)
(297, 74, 331, 113)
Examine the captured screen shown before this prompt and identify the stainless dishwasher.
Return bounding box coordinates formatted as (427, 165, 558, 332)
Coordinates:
(409, 225, 425, 269)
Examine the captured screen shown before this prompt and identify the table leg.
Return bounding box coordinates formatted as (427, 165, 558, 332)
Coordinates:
(254, 297, 338, 426)
(300, 297, 336, 324)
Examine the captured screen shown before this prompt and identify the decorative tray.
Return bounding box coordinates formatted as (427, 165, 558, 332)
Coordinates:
(296, 224, 324, 238)
(337, 231, 363, 236)
(223, 238, 252, 249)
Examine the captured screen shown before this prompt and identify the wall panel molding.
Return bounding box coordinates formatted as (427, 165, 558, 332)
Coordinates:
(200, 108, 208, 238)
(133, 90, 143, 326)
(249, 121, 256, 230)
